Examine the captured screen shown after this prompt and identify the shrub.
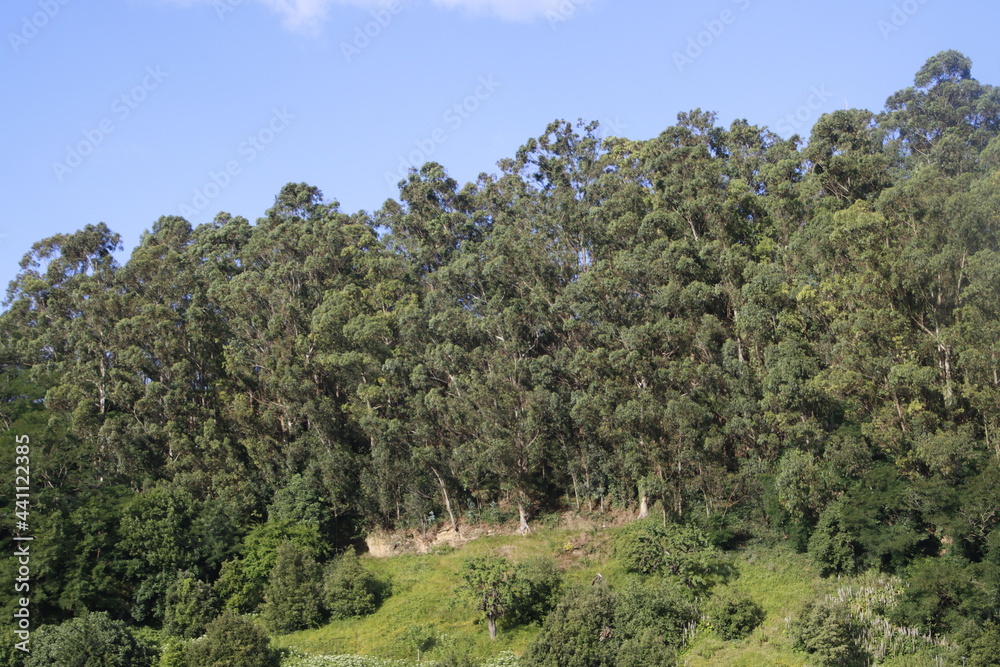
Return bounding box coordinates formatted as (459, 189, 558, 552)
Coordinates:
(215, 520, 325, 613)
(792, 597, 864, 667)
(613, 520, 731, 593)
(808, 502, 863, 576)
(24, 612, 153, 667)
(615, 628, 677, 667)
(522, 584, 616, 667)
(185, 613, 279, 667)
(614, 578, 697, 649)
(967, 621, 1000, 666)
(508, 556, 562, 626)
(705, 592, 765, 640)
(261, 541, 325, 634)
(323, 552, 385, 620)
(163, 571, 220, 638)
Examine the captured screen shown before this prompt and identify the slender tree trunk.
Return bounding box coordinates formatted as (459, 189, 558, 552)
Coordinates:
(570, 472, 581, 511)
(638, 488, 649, 519)
(517, 502, 531, 535)
(431, 466, 458, 533)
(488, 615, 497, 640)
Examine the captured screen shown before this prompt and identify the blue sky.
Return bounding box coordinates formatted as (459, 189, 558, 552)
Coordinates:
(2, 0, 998, 294)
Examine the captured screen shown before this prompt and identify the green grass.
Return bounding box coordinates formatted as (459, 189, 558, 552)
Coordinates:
(681, 545, 835, 666)
(273, 523, 833, 666)
(274, 526, 616, 662)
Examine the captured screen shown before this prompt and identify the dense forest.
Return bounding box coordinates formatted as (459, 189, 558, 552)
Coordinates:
(4, 50, 1000, 665)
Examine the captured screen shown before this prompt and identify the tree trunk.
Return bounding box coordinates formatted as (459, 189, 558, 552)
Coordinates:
(638, 491, 649, 519)
(570, 472, 581, 511)
(488, 615, 497, 640)
(517, 502, 531, 535)
(431, 466, 459, 533)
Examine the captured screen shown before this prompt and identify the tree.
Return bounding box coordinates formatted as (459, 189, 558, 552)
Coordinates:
(613, 520, 730, 593)
(522, 584, 617, 667)
(24, 612, 152, 667)
(460, 554, 528, 640)
(164, 571, 221, 639)
(215, 519, 324, 613)
(792, 597, 864, 667)
(323, 551, 384, 619)
(260, 541, 324, 634)
(185, 613, 279, 667)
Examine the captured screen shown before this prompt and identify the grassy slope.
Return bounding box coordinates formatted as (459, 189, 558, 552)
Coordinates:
(273, 521, 832, 665)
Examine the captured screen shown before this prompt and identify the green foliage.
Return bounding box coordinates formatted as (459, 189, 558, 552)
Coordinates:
(460, 554, 528, 640)
(399, 623, 437, 661)
(216, 520, 325, 613)
(163, 571, 221, 639)
(261, 541, 325, 634)
(808, 502, 863, 576)
(775, 449, 828, 521)
(791, 597, 864, 667)
(704, 592, 765, 641)
(522, 584, 616, 667)
(890, 557, 999, 636)
(24, 612, 153, 667)
(184, 614, 279, 667)
(506, 556, 562, 626)
(614, 629, 676, 667)
(5, 50, 1000, 664)
(280, 655, 417, 667)
(613, 520, 729, 593)
(614, 579, 696, 649)
(322, 552, 387, 619)
(967, 621, 1000, 666)
(156, 639, 189, 667)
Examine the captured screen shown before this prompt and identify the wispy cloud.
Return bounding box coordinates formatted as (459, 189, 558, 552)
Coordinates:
(163, 0, 592, 32)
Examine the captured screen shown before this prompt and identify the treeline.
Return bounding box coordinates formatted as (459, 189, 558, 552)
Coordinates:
(3, 49, 1000, 653)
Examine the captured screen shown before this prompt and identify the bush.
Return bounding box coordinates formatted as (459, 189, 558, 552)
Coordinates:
(522, 584, 617, 667)
(808, 502, 863, 576)
(163, 571, 221, 638)
(705, 592, 765, 640)
(967, 621, 1000, 666)
(791, 597, 865, 667)
(323, 552, 385, 620)
(613, 520, 730, 593)
(261, 541, 325, 634)
(508, 556, 562, 626)
(24, 612, 153, 667)
(615, 628, 677, 667)
(614, 578, 697, 649)
(156, 639, 189, 667)
(215, 520, 325, 613)
(185, 613, 279, 667)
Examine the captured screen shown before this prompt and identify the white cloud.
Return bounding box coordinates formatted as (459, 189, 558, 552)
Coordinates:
(162, 0, 590, 32)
